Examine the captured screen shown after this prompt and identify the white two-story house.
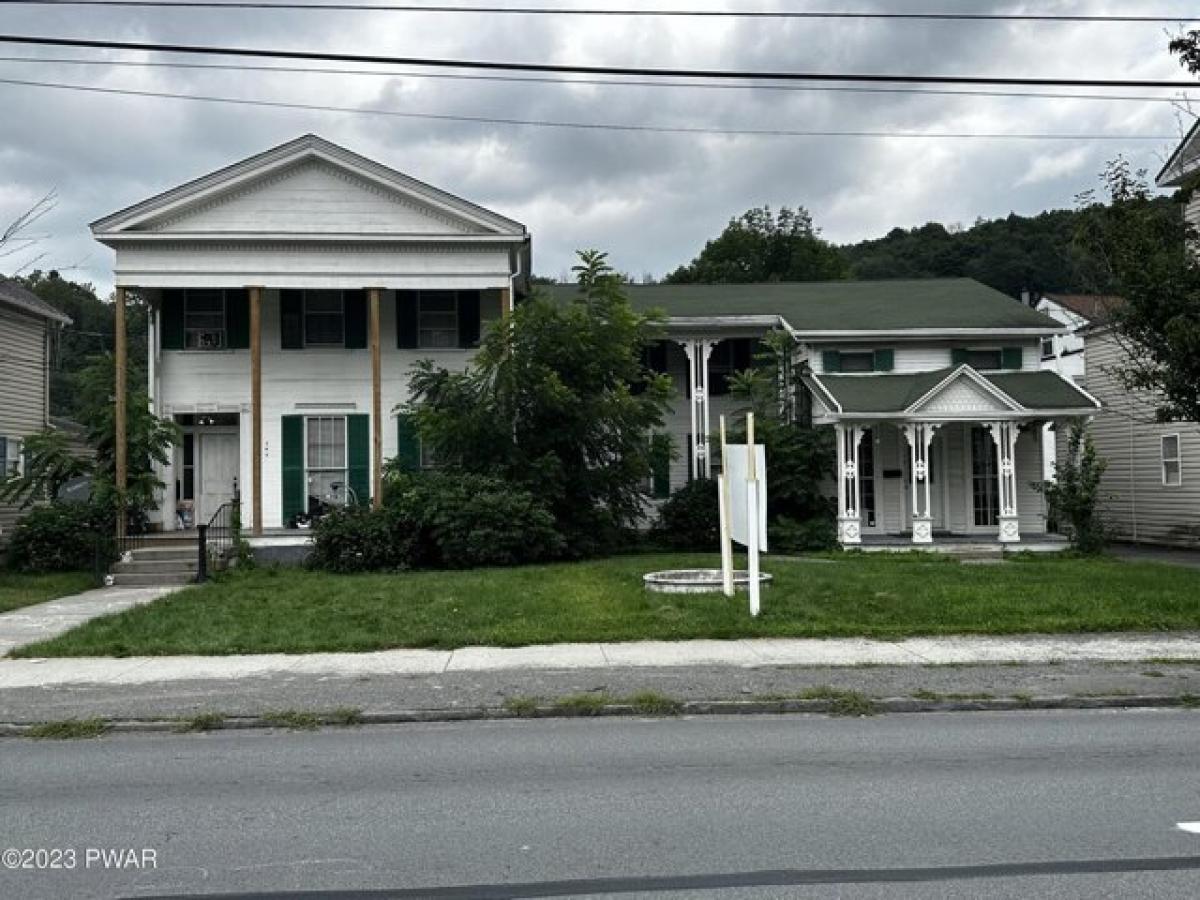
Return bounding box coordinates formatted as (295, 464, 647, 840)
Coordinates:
(93, 134, 1097, 550)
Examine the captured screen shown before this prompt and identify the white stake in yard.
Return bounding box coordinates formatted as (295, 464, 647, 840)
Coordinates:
(720, 413, 768, 617)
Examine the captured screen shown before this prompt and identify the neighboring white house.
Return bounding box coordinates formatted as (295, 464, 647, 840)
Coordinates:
(93, 134, 1098, 550)
(0, 277, 72, 544)
(1061, 120, 1200, 548)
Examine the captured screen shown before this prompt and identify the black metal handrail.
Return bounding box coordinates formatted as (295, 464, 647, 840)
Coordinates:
(197, 491, 241, 583)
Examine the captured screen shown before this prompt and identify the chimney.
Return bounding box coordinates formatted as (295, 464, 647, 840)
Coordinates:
(1020, 288, 1032, 307)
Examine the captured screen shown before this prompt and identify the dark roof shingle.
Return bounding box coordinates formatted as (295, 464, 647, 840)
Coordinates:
(0, 277, 71, 324)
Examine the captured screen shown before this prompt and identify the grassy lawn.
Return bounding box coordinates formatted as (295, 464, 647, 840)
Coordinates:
(0, 571, 96, 615)
(12, 552, 1200, 658)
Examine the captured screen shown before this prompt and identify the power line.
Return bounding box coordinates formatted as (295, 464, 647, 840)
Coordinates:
(0, 74, 1181, 139)
(0, 54, 1195, 107)
(2, 34, 1198, 88)
(0, 0, 1195, 23)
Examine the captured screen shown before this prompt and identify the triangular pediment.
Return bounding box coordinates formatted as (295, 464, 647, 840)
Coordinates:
(92, 134, 524, 239)
(906, 367, 1021, 415)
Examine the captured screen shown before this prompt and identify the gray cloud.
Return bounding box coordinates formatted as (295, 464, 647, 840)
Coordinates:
(0, 0, 1194, 293)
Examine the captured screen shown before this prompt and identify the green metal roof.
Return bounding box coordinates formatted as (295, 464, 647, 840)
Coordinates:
(540, 278, 1059, 332)
(813, 367, 1097, 414)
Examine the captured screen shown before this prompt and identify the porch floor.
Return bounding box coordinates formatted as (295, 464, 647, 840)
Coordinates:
(856, 533, 1069, 555)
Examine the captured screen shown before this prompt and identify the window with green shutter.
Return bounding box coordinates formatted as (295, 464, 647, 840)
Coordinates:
(951, 348, 969, 366)
(873, 349, 895, 372)
(343, 291, 368, 349)
(822, 350, 841, 373)
(1001, 346, 1023, 370)
(160, 290, 185, 350)
(396, 290, 419, 349)
(225, 289, 249, 350)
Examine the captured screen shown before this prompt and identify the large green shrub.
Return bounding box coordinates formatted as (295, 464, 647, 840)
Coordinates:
(1037, 420, 1109, 555)
(6, 500, 114, 573)
(654, 478, 719, 550)
(307, 505, 419, 574)
(311, 472, 563, 572)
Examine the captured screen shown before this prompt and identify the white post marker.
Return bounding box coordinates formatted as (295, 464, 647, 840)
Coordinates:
(746, 413, 761, 616)
(717, 416, 735, 597)
(723, 413, 768, 617)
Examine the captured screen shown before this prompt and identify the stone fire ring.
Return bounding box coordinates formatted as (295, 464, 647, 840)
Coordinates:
(643, 569, 774, 594)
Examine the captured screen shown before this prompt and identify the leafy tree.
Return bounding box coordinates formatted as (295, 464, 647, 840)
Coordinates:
(667, 206, 849, 283)
(1168, 28, 1200, 73)
(0, 429, 91, 508)
(404, 249, 674, 556)
(1037, 420, 1108, 554)
(1074, 158, 1200, 422)
(727, 330, 837, 549)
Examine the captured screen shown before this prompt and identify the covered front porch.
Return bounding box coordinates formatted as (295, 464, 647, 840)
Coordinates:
(806, 365, 1102, 549)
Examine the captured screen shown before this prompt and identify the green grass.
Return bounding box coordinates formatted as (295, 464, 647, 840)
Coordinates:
(797, 686, 877, 717)
(175, 711, 226, 733)
(552, 693, 611, 716)
(262, 710, 322, 731)
(26, 718, 109, 740)
(0, 571, 95, 614)
(13, 552, 1200, 658)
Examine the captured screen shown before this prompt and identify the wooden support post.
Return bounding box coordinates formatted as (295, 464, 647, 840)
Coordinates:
(369, 287, 383, 509)
(114, 286, 128, 540)
(499, 286, 512, 316)
(249, 286, 263, 536)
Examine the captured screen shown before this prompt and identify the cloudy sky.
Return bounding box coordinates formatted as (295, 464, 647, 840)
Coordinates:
(0, 0, 1196, 294)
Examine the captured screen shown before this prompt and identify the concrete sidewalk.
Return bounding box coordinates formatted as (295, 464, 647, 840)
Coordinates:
(4, 632, 1200, 690)
(0, 585, 179, 656)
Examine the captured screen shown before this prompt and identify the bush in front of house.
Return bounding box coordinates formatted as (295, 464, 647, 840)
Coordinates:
(307, 504, 420, 574)
(769, 515, 837, 553)
(5, 500, 114, 573)
(1037, 419, 1109, 555)
(387, 472, 564, 569)
(653, 478, 719, 550)
(311, 472, 563, 572)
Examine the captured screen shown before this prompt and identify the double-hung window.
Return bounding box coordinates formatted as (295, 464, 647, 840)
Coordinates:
(0, 437, 22, 479)
(1162, 434, 1182, 487)
(304, 291, 345, 347)
(184, 289, 226, 350)
(837, 351, 875, 373)
(418, 293, 459, 349)
(306, 416, 350, 506)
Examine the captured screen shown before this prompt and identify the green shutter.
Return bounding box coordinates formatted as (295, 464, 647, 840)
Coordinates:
(951, 348, 969, 366)
(822, 350, 841, 373)
(225, 289, 249, 350)
(160, 290, 185, 350)
(347, 414, 370, 505)
(457, 290, 481, 348)
(1001, 346, 1023, 370)
(281, 415, 305, 523)
(343, 290, 367, 349)
(397, 290, 419, 349)
(395, 414, 420, 472)
(873, 348, 894, 372)
(280, 290, 304, 350)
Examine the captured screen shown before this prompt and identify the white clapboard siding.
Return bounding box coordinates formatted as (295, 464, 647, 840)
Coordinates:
(808, 340, 1042, 374)
(1082, 330, 1200, 547)
(0, 307, 49, 541)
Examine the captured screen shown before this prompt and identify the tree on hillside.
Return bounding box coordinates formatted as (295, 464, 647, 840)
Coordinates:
(666, 206, 849, 283)
(1074, 158, 1200, 422)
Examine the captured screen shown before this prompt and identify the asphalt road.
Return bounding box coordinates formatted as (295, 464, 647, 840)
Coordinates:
(4, 710, 1200, 899)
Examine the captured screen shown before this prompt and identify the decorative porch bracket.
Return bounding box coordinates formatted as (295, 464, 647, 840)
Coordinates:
(835, 424, 864, 545)
(986, 421, 1021, 543)
(679, 339, 717, 480)
(902, 422, 941, 544)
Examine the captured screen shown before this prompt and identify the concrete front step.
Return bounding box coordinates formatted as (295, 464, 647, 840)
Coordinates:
(114, 559, 199, 575)
(124, 548, 198, 563)
(110, 571, 196, 587)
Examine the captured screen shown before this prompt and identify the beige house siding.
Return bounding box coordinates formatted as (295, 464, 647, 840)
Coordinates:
(1082, 329, 1200, 547)
(0, 305, 51, 543)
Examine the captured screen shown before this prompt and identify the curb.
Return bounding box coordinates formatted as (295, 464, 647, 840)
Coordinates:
(0, 694, 1194, 738)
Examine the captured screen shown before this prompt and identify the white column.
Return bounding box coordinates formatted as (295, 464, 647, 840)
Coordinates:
(987, 421, 1021, 543)
(902, 423, 940, 544)
(836, 424, 863, 545)
(679, 339, 717, 480)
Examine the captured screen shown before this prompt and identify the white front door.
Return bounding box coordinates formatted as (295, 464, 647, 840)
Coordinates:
(197, 432, 238, 524)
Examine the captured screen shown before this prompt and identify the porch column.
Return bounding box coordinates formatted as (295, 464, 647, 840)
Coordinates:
(835, 423, 863, 545)
(114, 286, 127, 540)
(368, 287, 383, 509)
(249, 285, 263, 536)
(679, 339, 717, 479)
(987, 421, 1021, 543)
(902, 423, 940, 544)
